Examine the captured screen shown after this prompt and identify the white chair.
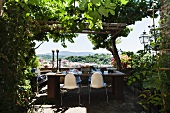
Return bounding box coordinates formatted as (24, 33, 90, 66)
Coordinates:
(68, 71, 82, 89)
(60, 73, 81, 106)
(89, 72, 108, 104)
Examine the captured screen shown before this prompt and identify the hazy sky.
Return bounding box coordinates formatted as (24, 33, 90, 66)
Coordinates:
(35, 17, 159, 54)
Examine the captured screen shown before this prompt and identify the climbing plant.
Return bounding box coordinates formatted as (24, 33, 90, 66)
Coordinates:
(0, 0, 129, 112)
(127, 0, 170, 111)
(139, 0, 170, 112)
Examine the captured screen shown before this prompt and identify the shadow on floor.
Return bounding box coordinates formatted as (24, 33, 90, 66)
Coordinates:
(29, 86, 145, 113)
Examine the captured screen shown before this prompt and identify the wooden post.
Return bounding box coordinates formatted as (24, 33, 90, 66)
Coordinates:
(56, 49, 59, 72)
(52, 50, 55, 72)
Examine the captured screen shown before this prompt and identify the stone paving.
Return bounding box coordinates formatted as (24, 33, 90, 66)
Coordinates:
(29, 85, 148, 113)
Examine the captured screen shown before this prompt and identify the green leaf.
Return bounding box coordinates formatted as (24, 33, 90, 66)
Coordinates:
(106, 3, 116, 9)
(88, 10, 102, 23)
(79, 0, 88, 10)
(107, 3, 116, 9)
(29, 0, 40, 5)
(109, 9, 115, 15)
(139, 94, 147, 98)
(120, 0, 129, 5)
(104, 0, 110, 7)
(19, 2, 30, 12)
(153, 97, 161, 101)
(19, 2, 25, 8)
(91, 0, 101, 5)
(98, 6, 109, 17)
(104, 0, 116, 9)
(132, 78, 136, 82)
(136, 74, 140, 79)
(26, 13, 30, 17)
(88, 2, 93, 11)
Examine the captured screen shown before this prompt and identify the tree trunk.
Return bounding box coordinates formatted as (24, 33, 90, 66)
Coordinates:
(110, 36, 122, 71)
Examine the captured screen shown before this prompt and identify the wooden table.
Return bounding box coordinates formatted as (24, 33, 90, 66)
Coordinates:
(46, 71, 126, 100)
(40, 70, 52, 74)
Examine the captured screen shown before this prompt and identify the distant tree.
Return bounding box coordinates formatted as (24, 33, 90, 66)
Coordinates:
(64, 54, 112, 65)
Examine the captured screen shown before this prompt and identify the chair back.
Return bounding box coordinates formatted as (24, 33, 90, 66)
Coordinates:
(63, 73, 77, 89)
(91, 72, 104, 88)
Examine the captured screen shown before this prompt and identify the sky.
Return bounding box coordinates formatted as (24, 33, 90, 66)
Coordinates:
(35, 17, 160, 54)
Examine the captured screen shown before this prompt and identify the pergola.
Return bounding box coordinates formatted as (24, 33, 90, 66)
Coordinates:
(41, 21, 127, 35)
(41, 20, 127, 70)
(42, 21, 127, 70)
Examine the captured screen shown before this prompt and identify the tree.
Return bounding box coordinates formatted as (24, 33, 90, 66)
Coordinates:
(88, 0, 160, 70)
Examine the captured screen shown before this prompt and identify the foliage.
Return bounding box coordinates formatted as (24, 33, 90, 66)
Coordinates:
(0, 0, 129, 112)
(127, 51, 156, 88)
(16, 80, 33, 110)
(0, 4, 36, 112)
(64, 53, 112, 65)
(88, 0, 160, 70)
(127, 51, 163, 111)
(127, 26, 170, 112)
(30, 56, 40, 68)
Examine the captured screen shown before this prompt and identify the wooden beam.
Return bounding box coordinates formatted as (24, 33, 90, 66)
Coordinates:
(80, 30, 117, 34)
(42, 21, 126, 34)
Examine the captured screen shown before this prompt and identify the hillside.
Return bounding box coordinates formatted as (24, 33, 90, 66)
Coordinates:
(37, 51, 112, 65)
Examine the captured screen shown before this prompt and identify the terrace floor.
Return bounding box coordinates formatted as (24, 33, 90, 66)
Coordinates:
(29, 85, 152, 113)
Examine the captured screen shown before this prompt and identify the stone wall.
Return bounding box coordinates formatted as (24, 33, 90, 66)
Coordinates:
(160, 0, 170, 37)
(160, 0, 170, 69)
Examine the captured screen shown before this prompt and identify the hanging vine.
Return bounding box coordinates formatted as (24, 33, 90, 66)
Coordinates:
(0, 0, 129, 112)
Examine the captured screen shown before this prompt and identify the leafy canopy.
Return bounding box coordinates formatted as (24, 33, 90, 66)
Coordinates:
(5, 0, 130, 48)
(88, 0, 160, 50)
